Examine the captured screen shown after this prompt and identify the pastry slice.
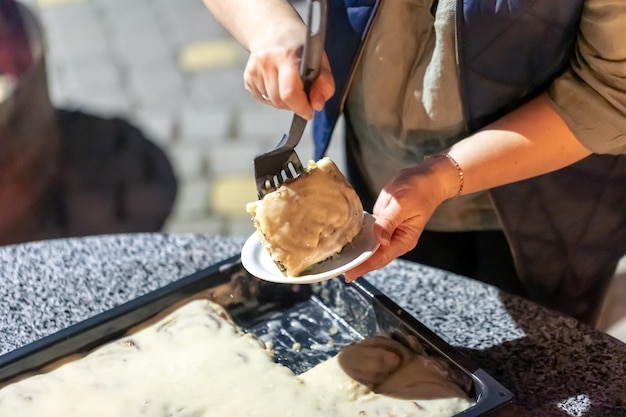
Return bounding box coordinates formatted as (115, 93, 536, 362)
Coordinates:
(246, 157, 364, 276)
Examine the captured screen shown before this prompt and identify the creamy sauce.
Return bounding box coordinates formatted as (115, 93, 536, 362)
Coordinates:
(246, 157, 364, 276)
(0, 299, 473, 417)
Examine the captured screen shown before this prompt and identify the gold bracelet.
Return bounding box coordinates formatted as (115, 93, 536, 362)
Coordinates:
(424, 153, 464, 198)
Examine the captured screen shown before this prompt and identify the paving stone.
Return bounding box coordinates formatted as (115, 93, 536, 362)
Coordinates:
(163, 216, 225, 235)
(126, 63, 187, 110)
(112, 40, 173, 74)
(131, 109, 176, 148)
(48, 32, 111, 66)
(210, 175, 256, 218)
(40, 5, 111, 63)
(101, 9, 173, 67)
(48, 64, 129, 114)
(66, 87, 132, 117)
(153, 0, 226, 48)
(151, 0, 210, 18)
(205, 143, 264, 176)
(179, 40, 244, 73)
(90, 0, 152, 15)
(179, 105, 231, 144)
(20, 0, 41, 9)
(227, 216, 256, 238)
(324, 115, 348, 172)
(37, 0, 96, 23)
(168, 178, 209, 219)
(37, 0, 84, 7)
(133, 91, 188, 114)
(45, 61, 77, 105)
(168, 144, 207, 180)
(238, 106, 295, 142)
(295, 137, 317, 162)
(185, 67, 250, 108)
(60, 57, 122, 91)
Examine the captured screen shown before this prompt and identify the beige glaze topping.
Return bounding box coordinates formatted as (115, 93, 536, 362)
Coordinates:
(246, 157, 364, 276)
(0, 299, 474, 417)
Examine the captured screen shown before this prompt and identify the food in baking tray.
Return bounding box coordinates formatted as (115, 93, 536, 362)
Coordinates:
(246, 157, 364, 276)
(0, 298, 474, 416)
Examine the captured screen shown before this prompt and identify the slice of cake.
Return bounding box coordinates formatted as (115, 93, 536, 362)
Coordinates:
(246, 157, 364, 276)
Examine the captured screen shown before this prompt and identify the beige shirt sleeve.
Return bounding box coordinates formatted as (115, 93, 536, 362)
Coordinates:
(547, 0, 626, 155)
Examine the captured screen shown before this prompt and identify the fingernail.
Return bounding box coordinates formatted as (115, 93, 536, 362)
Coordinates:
(344, 273, 354, 282)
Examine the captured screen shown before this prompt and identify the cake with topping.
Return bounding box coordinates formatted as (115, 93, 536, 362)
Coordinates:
(0, 298, 474, 417)
(246, 157, 364, 276)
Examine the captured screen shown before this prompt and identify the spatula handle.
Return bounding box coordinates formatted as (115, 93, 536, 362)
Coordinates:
(281, 0, 327, 150)
(300, 0, 327, 95)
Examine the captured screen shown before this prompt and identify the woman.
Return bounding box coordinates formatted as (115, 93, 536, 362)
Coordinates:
(203, 0, 626, 324)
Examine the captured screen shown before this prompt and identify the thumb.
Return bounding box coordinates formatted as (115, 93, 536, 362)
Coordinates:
(309, 77, 333, 111)
(372, 201, 402, 247)
(373, 216, 394, 247)
(373, 190, 402, 246)
(310, 57, 334, 111)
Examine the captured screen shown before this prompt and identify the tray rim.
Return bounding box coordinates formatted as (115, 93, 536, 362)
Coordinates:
(351, 278, 514, 415)
(0, 254, 513, 415)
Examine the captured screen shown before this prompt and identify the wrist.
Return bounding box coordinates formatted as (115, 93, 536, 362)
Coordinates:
(248, 20, 305, 53)
(422, 153, 465, 201)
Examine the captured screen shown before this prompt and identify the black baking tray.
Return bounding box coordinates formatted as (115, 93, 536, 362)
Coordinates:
(0, 254, 513, 415)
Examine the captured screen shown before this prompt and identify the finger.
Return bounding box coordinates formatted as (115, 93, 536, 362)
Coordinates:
(264, 65, 289, 110)
(343, 246, 391, 282)
(278, 61, 313, 119)
(244, 52, 285, 106)
(343, 234, 414, 283)
(244, 63, 270, 104)
(372, 196, 403, 247)
(344, 216, 423, 282)
(309, 56, 335, 111)
(244, 78, 267, 102)
(308, 76, 334, 112)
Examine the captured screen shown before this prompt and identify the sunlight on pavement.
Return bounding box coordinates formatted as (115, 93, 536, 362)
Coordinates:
(179, 40, 243, 72)
(38, 0, 84, 7)
(211, 175, 257, 217)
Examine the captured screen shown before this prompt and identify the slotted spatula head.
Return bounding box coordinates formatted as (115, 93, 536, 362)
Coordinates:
(254, 116, 306, 198)
(253, 0, 327, 199)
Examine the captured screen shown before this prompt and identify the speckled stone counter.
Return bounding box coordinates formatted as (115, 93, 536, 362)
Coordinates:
(1, 233, 624, 416)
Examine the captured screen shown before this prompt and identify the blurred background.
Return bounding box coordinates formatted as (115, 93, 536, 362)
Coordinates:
(0, 0, 345, 244)
(1, 0, 623, 340)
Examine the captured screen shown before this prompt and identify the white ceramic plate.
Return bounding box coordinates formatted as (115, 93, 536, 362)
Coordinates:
(241, 213, 379, 284)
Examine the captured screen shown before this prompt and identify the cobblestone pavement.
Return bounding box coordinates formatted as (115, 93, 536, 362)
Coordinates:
(21, 0, 345, 238)
(18, 0, 624, 342)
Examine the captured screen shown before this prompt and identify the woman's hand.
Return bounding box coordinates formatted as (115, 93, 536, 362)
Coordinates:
(244, 26, 335, 120)
(343, 158, 457, 282)
(203, 0, 334, 118)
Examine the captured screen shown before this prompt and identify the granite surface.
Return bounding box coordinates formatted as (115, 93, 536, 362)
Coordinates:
(0, 233, 624, 416)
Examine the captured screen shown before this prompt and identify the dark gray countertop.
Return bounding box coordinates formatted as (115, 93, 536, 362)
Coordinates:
(1, 233, 624, 416)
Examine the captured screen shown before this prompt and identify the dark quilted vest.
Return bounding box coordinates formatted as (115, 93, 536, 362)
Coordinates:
(314, 0, 626, 323)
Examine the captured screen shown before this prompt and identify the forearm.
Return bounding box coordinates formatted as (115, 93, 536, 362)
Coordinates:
(203, 0, 304, 51)
(429, 93, 593, 200)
